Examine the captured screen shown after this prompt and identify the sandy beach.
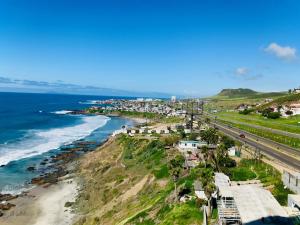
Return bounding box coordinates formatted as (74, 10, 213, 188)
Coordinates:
(0, 178, 77, 225)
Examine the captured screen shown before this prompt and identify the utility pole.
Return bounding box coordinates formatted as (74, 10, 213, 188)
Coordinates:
(184, 100, 201, 133)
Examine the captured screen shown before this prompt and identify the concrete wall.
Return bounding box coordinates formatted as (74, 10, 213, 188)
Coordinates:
(288, 195, 300, 208)
(282, 171, 300, 194)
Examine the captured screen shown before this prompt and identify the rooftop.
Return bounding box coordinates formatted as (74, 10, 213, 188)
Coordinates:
(215, 172, 230, 189)
(231, 185, 289, 224)
(289, 194, 300, 206)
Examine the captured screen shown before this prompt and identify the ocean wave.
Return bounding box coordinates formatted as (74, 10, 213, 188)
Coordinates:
(52, 110, 73, 115)
(78, 100, 99, 104)
(0, 115, 110, 166)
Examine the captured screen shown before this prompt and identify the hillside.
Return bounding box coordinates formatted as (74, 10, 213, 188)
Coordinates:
(257, 93, 300, 110)
(73, 135, 204, 225)
(215, 88, 286, 99)
(217, 88, 258, 98)
(204, 89, 287, 111)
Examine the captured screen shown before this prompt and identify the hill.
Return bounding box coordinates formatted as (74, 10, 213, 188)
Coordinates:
(217, 88, 258, 98)
(205, 89, 287, 111)
(213, 88, 286, 100)
(257, 92, 300, 110)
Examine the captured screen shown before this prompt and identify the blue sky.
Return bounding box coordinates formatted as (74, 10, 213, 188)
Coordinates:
(0, 0, 299, 97)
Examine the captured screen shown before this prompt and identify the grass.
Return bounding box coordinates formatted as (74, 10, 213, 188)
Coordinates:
(159, 200, 203, 225)
(228, 159, 294, 205)
(219, 119, 300, 149)
(229, 167, 257, 181)
(153, 164, 169, 179)
(216, 111, 300, 134)
(257, 92, 300, 110)
(74, 130, 205, 225)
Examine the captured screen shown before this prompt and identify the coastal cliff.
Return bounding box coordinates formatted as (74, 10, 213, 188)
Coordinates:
(73, 134, 203, 225)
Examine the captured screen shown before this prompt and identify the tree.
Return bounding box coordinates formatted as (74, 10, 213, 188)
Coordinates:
(200, 128, 219, 145)
(239, 108, 252, 115)
(168, 155, 185, 202)
(261, 108, 273, 117)
(267, 112, 281, 119)
(201, 145, 210, 168)
(220, 135, 235, 149)
(199, 168, 216, 217)
(188, 132, 198, 141)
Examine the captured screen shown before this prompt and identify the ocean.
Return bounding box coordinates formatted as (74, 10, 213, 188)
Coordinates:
(0, 92, 133, 193)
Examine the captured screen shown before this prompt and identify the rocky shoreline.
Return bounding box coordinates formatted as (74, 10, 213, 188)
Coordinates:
(0, 138, 108, 219)
(0, 113, 138, 224)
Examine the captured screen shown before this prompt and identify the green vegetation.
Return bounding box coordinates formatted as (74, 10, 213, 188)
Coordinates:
(260, 108, 281, 119)
(217, 88, 258, 98)
(153, 164, 169, 179)
(159, 200, 203, 225)
(229, 167, 256, 181)
(228, 159, 294, 205)
(258, 92, 300, 110)
(74, 132, 207, 225)
(204, 89, 287, 111)
(216, 111, 300, 134)
(215, 88, 286, 99)
(88, 109, 184, 124)
(239, 108, 253, 115)
(220, 119, 300, 149)
(200, 128, 219, 145)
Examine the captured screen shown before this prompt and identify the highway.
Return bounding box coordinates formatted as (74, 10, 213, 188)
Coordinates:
(211, 121, 300, 171)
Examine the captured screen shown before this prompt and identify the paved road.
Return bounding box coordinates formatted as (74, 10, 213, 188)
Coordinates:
(216, 116, 300, 139)
(212, 121, 300, 171)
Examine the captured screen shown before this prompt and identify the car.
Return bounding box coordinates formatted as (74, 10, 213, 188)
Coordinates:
(239, 133, 246, 138)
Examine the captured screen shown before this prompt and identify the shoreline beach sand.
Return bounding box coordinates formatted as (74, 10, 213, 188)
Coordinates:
(0, 178, 77, 225)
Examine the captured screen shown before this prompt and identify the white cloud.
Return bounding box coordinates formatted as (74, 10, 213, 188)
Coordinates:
(235, 67, 249, 76)
(232, 67, 263, 81)
(264, 42, 296, 60)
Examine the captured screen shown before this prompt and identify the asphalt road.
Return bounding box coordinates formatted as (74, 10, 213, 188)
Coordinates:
(212, 121, 300, 171)
(217, 116, 300, 139)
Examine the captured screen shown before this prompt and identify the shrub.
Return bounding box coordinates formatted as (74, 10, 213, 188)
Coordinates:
(239, 108, 253, 115)
(153, 164, 169, 179)
(267, 112, 281, 119)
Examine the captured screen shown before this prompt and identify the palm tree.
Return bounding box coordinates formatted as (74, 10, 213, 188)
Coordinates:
(199, 168, 216, 217)
(169, 155, 184, 202)
(201, 145, 210, 168)
(200, 128, 219, 145)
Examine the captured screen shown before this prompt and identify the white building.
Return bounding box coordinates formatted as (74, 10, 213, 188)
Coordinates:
(178, 140, 208, 151)
(178, 140, 199, 150)
(171, 96, 176, 103)
(228, 147, 236, 157)
(290, 103, 300, 115)
(282, 171, 300, 194)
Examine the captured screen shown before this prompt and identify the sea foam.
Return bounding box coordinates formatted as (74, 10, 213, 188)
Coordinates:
(52, 110, 73, 115)
(0, 115, 110, 166)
